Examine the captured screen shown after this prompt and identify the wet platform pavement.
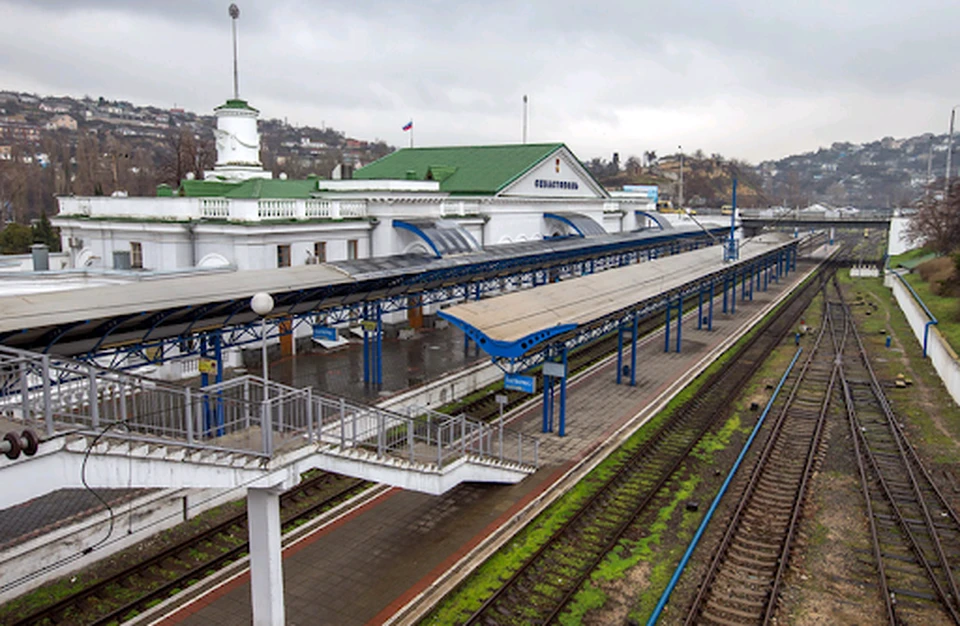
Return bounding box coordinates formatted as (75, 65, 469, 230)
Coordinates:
(270, 324, 485, 403)
(156, 263, 815, 626)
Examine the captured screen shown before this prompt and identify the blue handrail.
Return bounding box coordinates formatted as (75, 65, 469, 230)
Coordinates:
(646, 347, 803, 625)
(893, 271, 938, 357)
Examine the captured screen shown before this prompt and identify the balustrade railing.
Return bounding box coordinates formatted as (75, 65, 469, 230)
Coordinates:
(0, 347, 538, 470)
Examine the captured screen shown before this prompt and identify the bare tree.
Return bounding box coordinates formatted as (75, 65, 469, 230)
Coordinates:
(906, 183, 960, 254)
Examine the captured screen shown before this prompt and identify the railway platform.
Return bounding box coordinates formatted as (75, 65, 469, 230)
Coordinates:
(142, 258, 820, 626)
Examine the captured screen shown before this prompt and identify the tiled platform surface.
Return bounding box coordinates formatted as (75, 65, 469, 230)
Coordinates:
(158, 262, 814, 626)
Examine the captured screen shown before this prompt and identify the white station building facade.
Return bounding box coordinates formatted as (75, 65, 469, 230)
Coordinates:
(53, 97, 663, 272)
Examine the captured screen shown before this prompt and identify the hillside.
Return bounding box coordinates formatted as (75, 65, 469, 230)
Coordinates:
(0, 90, 393, 222)
(586, 133, 948, 210)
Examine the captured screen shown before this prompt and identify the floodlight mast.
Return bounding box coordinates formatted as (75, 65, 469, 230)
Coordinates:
(229, 4, 240, 99)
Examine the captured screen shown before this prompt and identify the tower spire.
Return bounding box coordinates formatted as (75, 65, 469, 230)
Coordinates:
(229, 4, 240, 99)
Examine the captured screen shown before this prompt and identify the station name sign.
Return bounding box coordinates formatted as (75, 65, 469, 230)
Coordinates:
(535, 179, 580, 190)
(504, 373, 536, 394)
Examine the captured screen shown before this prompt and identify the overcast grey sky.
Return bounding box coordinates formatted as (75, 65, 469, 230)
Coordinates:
(1, 0, 957, 163)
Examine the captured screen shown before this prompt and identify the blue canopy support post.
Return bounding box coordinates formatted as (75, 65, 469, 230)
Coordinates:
(558, 347, 568, 437)
(697, 284, 704, 330)
(723, 274, 729, 314)
(664, 298, 672, 353)
(791, 246, 797, 271)
(362, 302, 371, 385)
(616, 323, 625, 385)
(214, 331, 224, 436)
(748, 262, 754, 301)
(200, 334, 210, 436)
(375, 303, 383, 386)
(730, 268, 737, 315)
(741, 266, 747, 299)
(708, 279, 714, 331)
(763, 260, 769, 291)
(675, 295, 683, 353)
(755, 261, 761, 292)
(630, 311, 638, 386)
(542, 348, 552, 433)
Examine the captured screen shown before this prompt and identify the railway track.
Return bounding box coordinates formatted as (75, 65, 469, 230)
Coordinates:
(836, 281, 960, 624)
(683, 287, 840, 625)
(12, 473, 369, 626)
(460, 264, 829, 625)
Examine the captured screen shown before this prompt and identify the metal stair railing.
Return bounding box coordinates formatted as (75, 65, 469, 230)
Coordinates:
(0, 346, 539, 469)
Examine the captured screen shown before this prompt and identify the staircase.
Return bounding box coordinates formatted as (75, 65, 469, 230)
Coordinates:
(0, 346, 538, 505)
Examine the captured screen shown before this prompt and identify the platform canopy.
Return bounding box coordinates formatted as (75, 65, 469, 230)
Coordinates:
(393, 219, 481, 257)
(544, 212, 607, 237)
(438, 233, 796, 360)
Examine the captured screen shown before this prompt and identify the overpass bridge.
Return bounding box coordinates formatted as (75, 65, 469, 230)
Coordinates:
(738, 208, 893, 237)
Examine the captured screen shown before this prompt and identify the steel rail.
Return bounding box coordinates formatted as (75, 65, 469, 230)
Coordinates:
(834, 281, 960, 623)
(683, 287, 835, 625)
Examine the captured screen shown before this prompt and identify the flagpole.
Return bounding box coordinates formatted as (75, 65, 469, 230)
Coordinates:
(410, 120, 414, 149)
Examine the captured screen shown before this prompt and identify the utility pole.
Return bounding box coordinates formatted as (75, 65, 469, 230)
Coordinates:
(229, 4, 240, 99)
(522, 95, 528, 144)
(945, 106, 959, 197)
(678, 145, 684, 209)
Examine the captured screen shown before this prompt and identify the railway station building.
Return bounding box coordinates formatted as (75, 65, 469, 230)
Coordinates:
(52, 97, 665, 273)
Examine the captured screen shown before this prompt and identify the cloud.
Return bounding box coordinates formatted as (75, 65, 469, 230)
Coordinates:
(1, 0, 959, 162)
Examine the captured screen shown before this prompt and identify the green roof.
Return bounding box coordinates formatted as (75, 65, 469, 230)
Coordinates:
(354, 143, 567, 195)
(179, 178, 319, 199)
(214, 99, 259, 112)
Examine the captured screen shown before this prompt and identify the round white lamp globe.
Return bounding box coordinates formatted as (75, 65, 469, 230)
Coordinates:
(251, 292, 274, 316)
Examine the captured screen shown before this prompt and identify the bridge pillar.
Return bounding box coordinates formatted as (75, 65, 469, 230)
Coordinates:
(248, 484, 286, 626)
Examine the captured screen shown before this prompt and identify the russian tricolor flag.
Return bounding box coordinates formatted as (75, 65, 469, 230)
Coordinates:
(402, 120, 413, 131)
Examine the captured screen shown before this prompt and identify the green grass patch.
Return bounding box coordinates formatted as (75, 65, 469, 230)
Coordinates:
(888, 246, 934, 268)
(840, 272, 960, 461)
(901, 272, 960, 354)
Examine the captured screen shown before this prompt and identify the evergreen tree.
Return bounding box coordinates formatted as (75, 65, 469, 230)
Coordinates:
(32, 211, 60, 251)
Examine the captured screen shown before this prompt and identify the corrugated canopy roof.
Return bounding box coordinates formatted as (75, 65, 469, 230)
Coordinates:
(438, 233, 796, 358)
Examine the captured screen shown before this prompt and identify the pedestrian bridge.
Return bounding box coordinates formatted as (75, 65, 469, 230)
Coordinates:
(0, 344, 537, 509)
(738, 208, 892, 237)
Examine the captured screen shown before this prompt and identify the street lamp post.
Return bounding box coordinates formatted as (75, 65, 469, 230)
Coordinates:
(945, 105, 960, 197)
(678, 145, 684, 210)
(251, 292, 274, 386)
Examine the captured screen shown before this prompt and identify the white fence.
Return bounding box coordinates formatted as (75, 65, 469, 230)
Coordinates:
(61, 196, 368, 222)
(886, 270, 960, 408)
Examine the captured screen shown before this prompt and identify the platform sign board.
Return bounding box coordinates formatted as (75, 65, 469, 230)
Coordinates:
(312, 325, 338, 342)
(495, 394, 508, 405)
(504, 373, 536, 394)
(198, 358, 216, 374)
(361, 320, 378, 331)
(542, 362, 566, 378)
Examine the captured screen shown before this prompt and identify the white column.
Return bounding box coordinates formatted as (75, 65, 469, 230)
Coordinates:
(248, 486, 285, 626)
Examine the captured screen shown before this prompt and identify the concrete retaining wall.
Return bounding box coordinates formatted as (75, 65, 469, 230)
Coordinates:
(885, 271, 960, 408)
